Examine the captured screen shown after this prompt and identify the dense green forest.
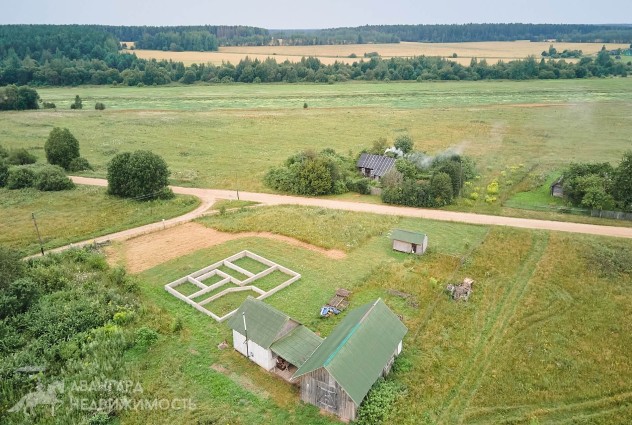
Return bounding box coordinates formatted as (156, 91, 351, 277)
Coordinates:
(0, 25, 631, 88)
(272, 23, 632, 45)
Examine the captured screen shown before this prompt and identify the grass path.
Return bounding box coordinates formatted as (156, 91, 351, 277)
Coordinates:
(437, 231, 549, 424)
(465, 390, 632, 424)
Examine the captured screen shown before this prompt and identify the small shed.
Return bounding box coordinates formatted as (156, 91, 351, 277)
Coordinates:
(550, 177, 564, 198)
(227, 297, 322, 372)
(390, 229, 428, 255)
(292, 299, 407, 422)
(356, 153, 396, 179)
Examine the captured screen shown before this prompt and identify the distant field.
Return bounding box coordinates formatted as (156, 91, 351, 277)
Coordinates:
(2, 79, 631, 222)
(127, 41, 631, 66)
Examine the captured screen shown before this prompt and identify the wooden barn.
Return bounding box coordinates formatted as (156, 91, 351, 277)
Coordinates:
(227, 297, 322, 374)
(550, 177, 564, 198)
(356, 153, 396, 179)
(291, 299, 407, 422)
(390, 229, 428, 255)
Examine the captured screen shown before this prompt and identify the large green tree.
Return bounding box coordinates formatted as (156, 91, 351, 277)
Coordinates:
(612, 151, 632, 212)
(45, 127, 80, 170)
(107, 150, 172, 199)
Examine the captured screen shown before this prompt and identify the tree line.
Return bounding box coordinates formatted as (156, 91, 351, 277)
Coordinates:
(271, 23, 632, 45)
(562, 151, 632, 212)
(1, 24, 631, 87)
(1, 49, 630, 87)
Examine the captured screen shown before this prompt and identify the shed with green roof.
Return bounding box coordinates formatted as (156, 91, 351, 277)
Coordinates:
(291, 298, 407, 421)
(390, 228, 428, 255)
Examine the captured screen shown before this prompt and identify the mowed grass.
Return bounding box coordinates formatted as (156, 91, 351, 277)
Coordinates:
(129, 41, 630, 66)
(0, 186, 199, 254)
(124, 205, 632, 424)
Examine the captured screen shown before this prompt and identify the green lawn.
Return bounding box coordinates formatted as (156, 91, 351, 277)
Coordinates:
(504, 170, 568, 210)
(0, 186, 199, 254)
(122, 205, 632, 424)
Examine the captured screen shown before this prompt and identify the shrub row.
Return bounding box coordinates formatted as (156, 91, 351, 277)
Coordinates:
(0, 164, 75, 191)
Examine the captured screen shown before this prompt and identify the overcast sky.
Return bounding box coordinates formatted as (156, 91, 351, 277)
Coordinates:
(3, 0, 631, 28)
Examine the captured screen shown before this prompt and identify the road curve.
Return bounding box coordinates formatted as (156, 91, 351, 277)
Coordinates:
(71, 176, 632, 242)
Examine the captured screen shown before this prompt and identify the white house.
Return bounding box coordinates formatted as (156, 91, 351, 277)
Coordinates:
(227, 297, 322, 372)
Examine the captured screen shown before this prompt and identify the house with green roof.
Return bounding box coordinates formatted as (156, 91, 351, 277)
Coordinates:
(227, 297, 322, 372)
(390, 228, 428, 255)
(291, 298, 407, 422)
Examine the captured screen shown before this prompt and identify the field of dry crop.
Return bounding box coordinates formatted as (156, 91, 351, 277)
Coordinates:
(127, 41, 630, 66)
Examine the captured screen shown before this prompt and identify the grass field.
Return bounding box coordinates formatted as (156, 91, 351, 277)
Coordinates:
(0, 186, 199, 254)
(127, 41, 631, 66)
(1, 79, 631, 227)
(119, 205, 632, 424)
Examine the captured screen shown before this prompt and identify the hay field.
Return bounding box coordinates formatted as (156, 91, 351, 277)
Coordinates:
(127, 41, 630, 66)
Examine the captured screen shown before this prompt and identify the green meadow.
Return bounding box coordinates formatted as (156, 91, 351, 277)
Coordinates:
(1, 80, 630, 204)
(118, 205, 632, 424)
(0, 186, 199, 255)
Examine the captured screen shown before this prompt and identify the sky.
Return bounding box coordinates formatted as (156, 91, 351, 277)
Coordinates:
(2, 0, 631, 28)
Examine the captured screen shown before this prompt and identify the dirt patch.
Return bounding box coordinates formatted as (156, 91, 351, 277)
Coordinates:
(113, 222, 346, 274)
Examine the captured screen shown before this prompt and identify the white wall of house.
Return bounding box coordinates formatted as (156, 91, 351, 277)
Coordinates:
(232, 330, 276, 370)
(397, 340, 403, 355)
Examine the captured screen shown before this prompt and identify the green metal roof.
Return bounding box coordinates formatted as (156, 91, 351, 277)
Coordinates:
(390, 229, 427, 245)
(270, 325, 323, 368)
(226, 297, 293, 349)
(292, 299, 407, 406)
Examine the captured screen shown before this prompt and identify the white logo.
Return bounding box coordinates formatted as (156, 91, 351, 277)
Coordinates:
(8, 381, 64, 417)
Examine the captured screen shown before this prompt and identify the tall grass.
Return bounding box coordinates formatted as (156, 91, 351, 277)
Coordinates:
(120, 205, 632, 424)
(0, 186, 199, 254)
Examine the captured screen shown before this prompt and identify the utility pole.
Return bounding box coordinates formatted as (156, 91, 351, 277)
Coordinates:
(31, 212, 45, 256)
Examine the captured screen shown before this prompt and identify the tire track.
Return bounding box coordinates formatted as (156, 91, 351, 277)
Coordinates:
(464, 390, 632, 424)
(437, 231, 549, 424)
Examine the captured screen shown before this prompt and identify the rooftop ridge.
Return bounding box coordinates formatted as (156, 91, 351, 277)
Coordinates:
(323, 299, 380, 367)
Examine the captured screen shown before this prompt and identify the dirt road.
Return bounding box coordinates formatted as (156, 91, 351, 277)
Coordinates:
(69, 177, 632, 244)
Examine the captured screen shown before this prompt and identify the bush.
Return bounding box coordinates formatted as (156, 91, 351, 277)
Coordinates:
(135, 327, 159, 347)
(0, 246, 25, 291)
(7, 148, 37, 165)
(0, 144, 8, 158)
(107, 150, 171, 199)
(356, 378, 402, 425)
(35, 165, 75, 191)
(0, 160, 8, 187)
(349, 177, 372, 194)
(45, 127, 80, 170)
(95, 102, 106, 110)
(67, 156, 93, 172)
(430, 172, 454, 206)
(394, 134, 414, 154)
(42, 101, 56, 109)
(70, 95, 83, 109)
(7, 167, 36, 189)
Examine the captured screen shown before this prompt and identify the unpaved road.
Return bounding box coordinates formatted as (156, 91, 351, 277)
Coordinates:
(64, 177, 632, 251)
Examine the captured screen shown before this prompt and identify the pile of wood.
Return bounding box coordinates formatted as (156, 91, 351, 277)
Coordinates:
(446, 278, 474, 301)
(320, 289, 351, 317)
(327, 288, 351, 311)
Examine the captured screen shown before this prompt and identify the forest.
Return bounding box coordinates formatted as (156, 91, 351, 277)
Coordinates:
(274, 23, 632, 45)
(0, 25, 631, 88)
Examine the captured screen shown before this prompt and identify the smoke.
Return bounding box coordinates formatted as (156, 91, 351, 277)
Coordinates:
(408, 142, 469, 170)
